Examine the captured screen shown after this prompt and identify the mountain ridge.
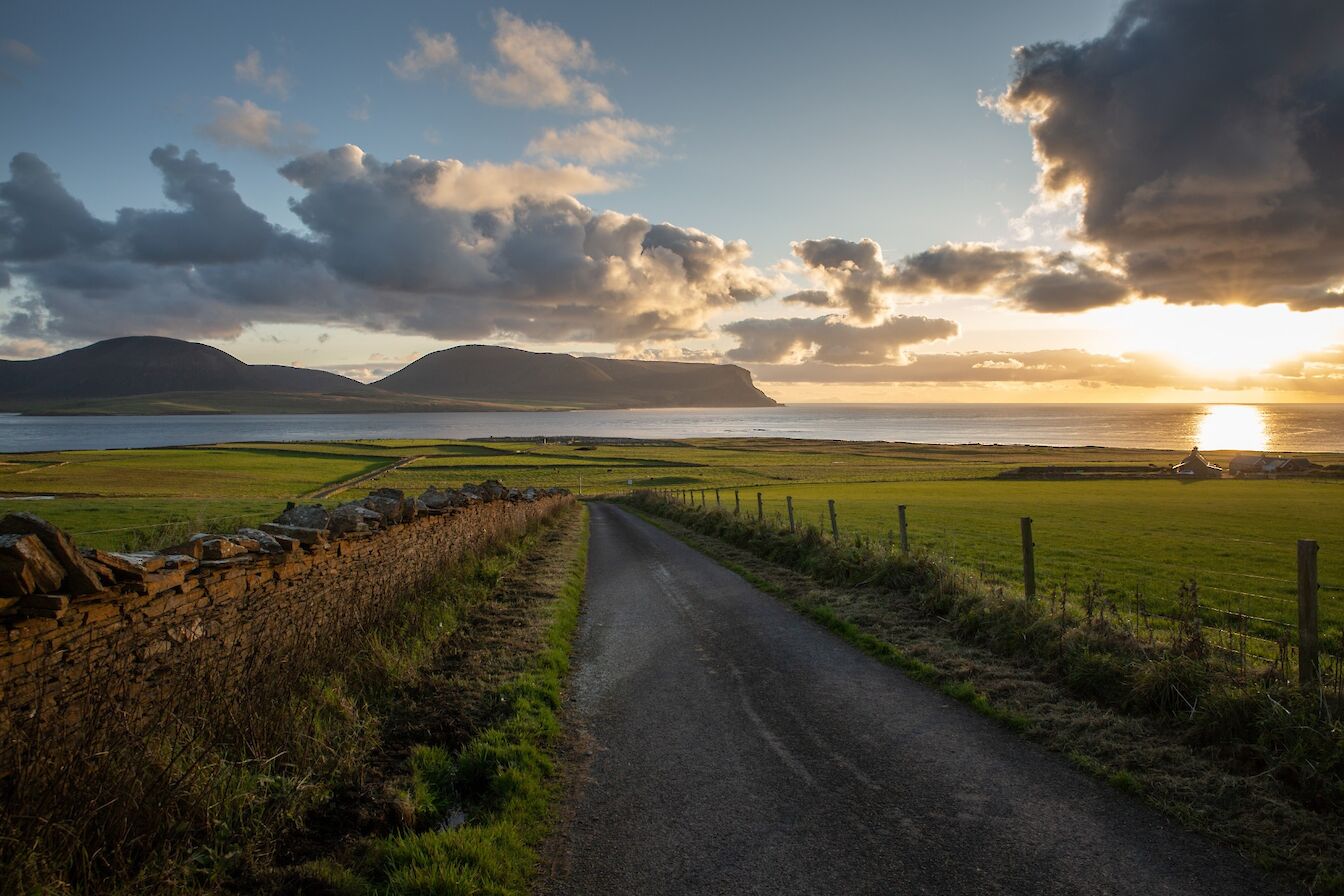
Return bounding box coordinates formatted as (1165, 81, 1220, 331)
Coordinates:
(0, 337, 778, 414)
(375, 344, 777, 408)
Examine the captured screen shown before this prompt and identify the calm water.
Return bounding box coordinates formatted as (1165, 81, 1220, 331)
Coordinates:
(1, 403, 1341, 454)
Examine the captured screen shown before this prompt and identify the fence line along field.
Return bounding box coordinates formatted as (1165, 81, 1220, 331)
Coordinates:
(689, 480, 1343, 643)
(1, 437, 1340, 637)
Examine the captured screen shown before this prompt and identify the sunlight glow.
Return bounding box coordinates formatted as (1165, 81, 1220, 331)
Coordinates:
(1195, 405, 1268, 451)
(1086, 301, 1342, 377)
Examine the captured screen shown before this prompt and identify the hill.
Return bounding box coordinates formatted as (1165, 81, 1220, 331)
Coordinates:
(0, 338, 778, 413)
(374, 345, 778, 408)
(0, 336, 369, 407)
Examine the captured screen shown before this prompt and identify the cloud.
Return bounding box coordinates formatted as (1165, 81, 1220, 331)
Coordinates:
(465, 10, 615, 113)
(233, 48, 291, 99)
(746, 349, 1183, 386)
(116, 146, 312, 264)
(526, 117, 672, 165)
(279, 145, 620, 213)
(746, 346, 1344, 395)
(784, 236, 1132, 316)
(349, 92, 371, 121)
(0, 153, 113, 259)
(388, 28, 459, 80)
(1, 38, 40, 86)
(984, 0, 1344, 311)
(0, 145, 775, 347)
(892, 243, 1132, 312)
(198, 97, 315, 156)
(785, 238, 892, 321)
(723, 314, 958, 364)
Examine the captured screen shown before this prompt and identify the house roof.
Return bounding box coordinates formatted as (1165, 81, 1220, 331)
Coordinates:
(1173, 447, 1222, 474)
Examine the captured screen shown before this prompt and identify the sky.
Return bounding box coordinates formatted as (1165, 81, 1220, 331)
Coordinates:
(3, 0, 1344, 403)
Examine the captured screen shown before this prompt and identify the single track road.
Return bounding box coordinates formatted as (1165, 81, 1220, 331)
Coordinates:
(548, 502, 1295, 896)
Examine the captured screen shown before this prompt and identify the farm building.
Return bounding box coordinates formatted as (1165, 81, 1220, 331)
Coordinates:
(1228, 454, 1323, 476)
(1171, 447, 1223, 479)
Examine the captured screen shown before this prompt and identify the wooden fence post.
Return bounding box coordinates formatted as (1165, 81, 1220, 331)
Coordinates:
(756, 492, 764, 522)
(898, 505, 909, 556)
(1298, 539, 1320, 689)
(734, 490, 741, 515)
(786, 496, 795, 533)
(715, 488, 722, 508)
(828, 499, 839, 542)
(1020, 517, 1037, 600)
(700, 488, 707, 507)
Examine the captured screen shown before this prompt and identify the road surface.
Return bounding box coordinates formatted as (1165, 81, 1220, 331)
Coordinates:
(550, 502, 1292, 895)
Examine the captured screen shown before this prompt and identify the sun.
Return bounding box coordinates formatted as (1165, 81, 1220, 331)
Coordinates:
(1088, 301, 1343, 378)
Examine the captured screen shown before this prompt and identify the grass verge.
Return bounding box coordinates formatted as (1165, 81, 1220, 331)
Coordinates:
(289, 505, 589, 895)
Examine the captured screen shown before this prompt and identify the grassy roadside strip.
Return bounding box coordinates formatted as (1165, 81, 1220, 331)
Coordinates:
(295, 505, 589, 896)
(619, 495, 1344, 894)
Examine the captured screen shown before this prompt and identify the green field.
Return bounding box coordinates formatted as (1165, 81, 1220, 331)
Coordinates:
(737, 480, 1342, 647)
(1, 437, 1340, 643)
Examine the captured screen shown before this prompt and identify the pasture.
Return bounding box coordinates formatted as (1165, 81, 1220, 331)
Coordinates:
(0, 437, 1339, 640)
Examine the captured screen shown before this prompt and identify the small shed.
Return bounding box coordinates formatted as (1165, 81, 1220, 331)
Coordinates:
(1172, 447, 1223, 479)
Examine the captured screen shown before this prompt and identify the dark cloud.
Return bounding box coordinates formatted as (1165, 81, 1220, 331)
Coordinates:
(795, 1, 1344, 317)
(992, 0, 1344, 310)
(788, 237, 890, 320)
(0, 144, 774, 347)
(0, 153, 112, 259)
(787, 236, 1132, 314)
(118, 146, 310, 264)
(723, 314, 958, 364)
(893, 243, 1132, 312)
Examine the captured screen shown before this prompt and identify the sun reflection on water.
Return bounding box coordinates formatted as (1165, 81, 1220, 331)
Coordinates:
(1195, 405, 1270, 451)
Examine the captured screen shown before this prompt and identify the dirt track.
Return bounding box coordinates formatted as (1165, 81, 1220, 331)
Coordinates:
(547, 502, 1295, 896)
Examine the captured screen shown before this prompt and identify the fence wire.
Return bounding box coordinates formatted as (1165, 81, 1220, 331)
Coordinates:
(653, 487, 1339, 677)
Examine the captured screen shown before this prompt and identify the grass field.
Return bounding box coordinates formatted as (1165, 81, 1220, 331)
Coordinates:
(1, 437, 1339, 641)
(736, 479, 1343, 645)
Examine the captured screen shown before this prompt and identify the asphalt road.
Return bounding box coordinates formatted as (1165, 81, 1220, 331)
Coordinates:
(550, 503, 1294, 896)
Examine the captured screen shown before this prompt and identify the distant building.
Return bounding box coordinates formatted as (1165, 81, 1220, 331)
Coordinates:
(1228, 454, 1322, 476)
(1172, 447, 1223, 479)
(1229, 454, 1270, 475)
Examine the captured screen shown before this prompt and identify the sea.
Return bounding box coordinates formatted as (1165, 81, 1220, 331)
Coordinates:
(1, 403, 1341, 454)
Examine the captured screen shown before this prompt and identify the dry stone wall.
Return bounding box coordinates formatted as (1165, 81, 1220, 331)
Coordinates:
(0, 482, 574, 735)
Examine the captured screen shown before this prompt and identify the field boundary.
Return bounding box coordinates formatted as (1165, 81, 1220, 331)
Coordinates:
(302, 454, 425, 499)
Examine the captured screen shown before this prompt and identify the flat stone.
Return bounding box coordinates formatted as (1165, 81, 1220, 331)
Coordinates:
(97, 550, 167, 574)
(273, 503, 330, 531)
(18, 593, 68, 619)
(0, 533, 65, 596)
(260, 523, 327, 546)
(236, 527, 285, 554)
(199, 538, 248, 561)
(330, 502, 382, 536)
(0, 512, 102, 594)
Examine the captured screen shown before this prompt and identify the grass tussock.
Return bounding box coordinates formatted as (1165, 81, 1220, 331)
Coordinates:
(0, 501, 576, 896)
(625, 491, 1344, 817)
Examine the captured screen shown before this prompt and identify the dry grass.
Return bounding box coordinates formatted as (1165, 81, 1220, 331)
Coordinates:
(0, 501, 576, 896)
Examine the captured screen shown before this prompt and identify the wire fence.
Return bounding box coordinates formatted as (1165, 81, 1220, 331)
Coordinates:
(652, 486, 1339, 691)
